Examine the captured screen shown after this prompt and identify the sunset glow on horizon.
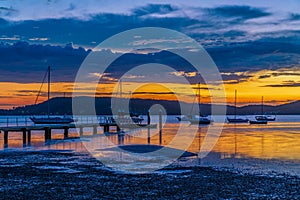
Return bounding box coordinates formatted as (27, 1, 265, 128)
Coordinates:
(1, 65, 300, 110)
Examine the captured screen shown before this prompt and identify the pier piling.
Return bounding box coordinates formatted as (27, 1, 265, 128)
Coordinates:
(27, 130, 31, 144)
(147, 111, 150, 144)
(4, 130, 8, 148)
(159, 110, 162, 145)
(93, 125, 97, 135)
(79, 126, 83, 136)
(22, 128, 26, 145)
(63, 126, 68, 138)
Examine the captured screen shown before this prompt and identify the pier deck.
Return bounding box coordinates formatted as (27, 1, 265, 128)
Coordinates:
(0, 122, 157, 148)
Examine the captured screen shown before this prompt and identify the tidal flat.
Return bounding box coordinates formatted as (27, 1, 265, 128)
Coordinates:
(0, 150, 299, 199)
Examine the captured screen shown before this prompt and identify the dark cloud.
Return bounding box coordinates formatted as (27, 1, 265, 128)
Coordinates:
(221, 73, 252, 83)
(258, 72, 300, 79)
(262, 80, 300, 87)
(207, 37, 300, 72)
(0, 41, 89, 82)
(132, 91, 175, 95)
(204, 5, 271, 20)
(272, 72, 300, 76)
(132, 4, 178, 16)
(289, 13, 300, 21)
(0, 6, 17, 17)
(258, 74, 272, 79)
(0, 4, 299, 83)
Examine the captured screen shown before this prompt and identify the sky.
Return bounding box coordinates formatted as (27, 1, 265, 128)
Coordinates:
(0, 0, 300, 109)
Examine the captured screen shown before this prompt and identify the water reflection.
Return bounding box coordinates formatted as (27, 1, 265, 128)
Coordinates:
(0, 116, 300, 173)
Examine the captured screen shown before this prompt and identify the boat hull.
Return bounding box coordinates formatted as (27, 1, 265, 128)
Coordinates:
(30, 117, 74, 124)
(255, 115, 276, 121)
(227, 117, 249, 123)
(189, 119, 211, 125)
(249, 120, 267, 124)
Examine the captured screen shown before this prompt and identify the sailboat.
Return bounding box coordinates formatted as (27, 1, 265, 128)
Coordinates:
(249, 96, 268, 124)
(227, 90, 249, 123)
(30, 66, 74, 124)
(254, 96, 276, 121)
(188, 83, 211, 125)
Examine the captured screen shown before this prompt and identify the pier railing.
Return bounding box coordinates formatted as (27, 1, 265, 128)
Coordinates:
(0, 115, 143, 127)
(0, 116, 116, 127)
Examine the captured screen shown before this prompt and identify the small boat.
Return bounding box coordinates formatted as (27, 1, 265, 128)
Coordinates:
(227, 90, 249, 123)
(254, 96, 276, 122)
(130, 115, 144, 124)
(30, 66, 74, 124)
(249, 120, 267, 124)
(189, 116, 211, 125)
(188, 83, 211, 125)
(176, 115, 193, 122)
(255, 115, 276, 121)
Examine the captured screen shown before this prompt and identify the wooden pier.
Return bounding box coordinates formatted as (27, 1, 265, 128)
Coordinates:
(0, 121, 157, 148)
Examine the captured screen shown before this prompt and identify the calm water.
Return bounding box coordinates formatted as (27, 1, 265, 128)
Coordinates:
(0, 115, 299, 175)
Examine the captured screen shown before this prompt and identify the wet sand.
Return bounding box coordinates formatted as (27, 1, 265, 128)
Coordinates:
(0, 150, 299, 199)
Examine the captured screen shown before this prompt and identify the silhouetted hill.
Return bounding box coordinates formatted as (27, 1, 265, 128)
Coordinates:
(0, 97, 299, 115)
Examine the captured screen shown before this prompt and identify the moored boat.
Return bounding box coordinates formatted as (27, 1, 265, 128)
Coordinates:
(249, 120, 268, 124)
(30, 66, 74, 124)
(227, 90, 249, 123)
(255, 115, 276, 121)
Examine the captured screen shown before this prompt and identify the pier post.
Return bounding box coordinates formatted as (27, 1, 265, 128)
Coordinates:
(48, 128, 52, 140)
(44, 127, 51, 142)
(116, 125, 121, 132)
(147, 110, 150, 144)
(22, 128, 26, 146)
(104, 125, 109, 133)
(93, 125, 97, 135)
(4, 130, 8, 148)
(63, 126, 69, 138)
(159, 110, 162, 145)
(79, 126, 83, 137)
(27, 130, 31, 145)
(44, 127, 48, 141)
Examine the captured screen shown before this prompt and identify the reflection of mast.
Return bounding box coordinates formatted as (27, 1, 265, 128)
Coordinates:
(261, 96, 264, 115)
(261, 133, 265, 157)
(120, 79, 122, 99)
(234, 124, 237, 157)
(198, 127, 201, 165)
(234, 90, 237, 119)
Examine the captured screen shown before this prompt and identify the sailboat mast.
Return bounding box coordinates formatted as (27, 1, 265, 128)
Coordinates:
(47, 66, 50, 118)
(234, 89, 237, 119)
(198, 82, 200, 116)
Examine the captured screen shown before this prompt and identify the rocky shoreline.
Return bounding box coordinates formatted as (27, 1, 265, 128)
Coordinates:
(0, 150, 299, 199)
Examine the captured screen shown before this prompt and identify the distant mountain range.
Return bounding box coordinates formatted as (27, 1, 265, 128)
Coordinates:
(0, 97, 300, 115)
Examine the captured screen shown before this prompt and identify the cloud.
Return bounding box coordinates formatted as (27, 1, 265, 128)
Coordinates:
(0, 3, 299, 83)
(258, 74, 272, 79)
(0, 6, 18, 17)
(258, 70, 300, 79)
(0, 41, 89, 83)
(221, 72, 253, 83)
(262, 80, 300, 87)
(132, 4, 178, 17)
(132, 91, 175, 95)
(289, 13, 300, 21)
(204, 5, 271, 21)
(0, 36, 20, 41)
(170, 71, 197, 77)
(29, 37, 49, 41)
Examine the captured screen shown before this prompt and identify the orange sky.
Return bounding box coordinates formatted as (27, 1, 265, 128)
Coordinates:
(1, 67, 300, 109)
